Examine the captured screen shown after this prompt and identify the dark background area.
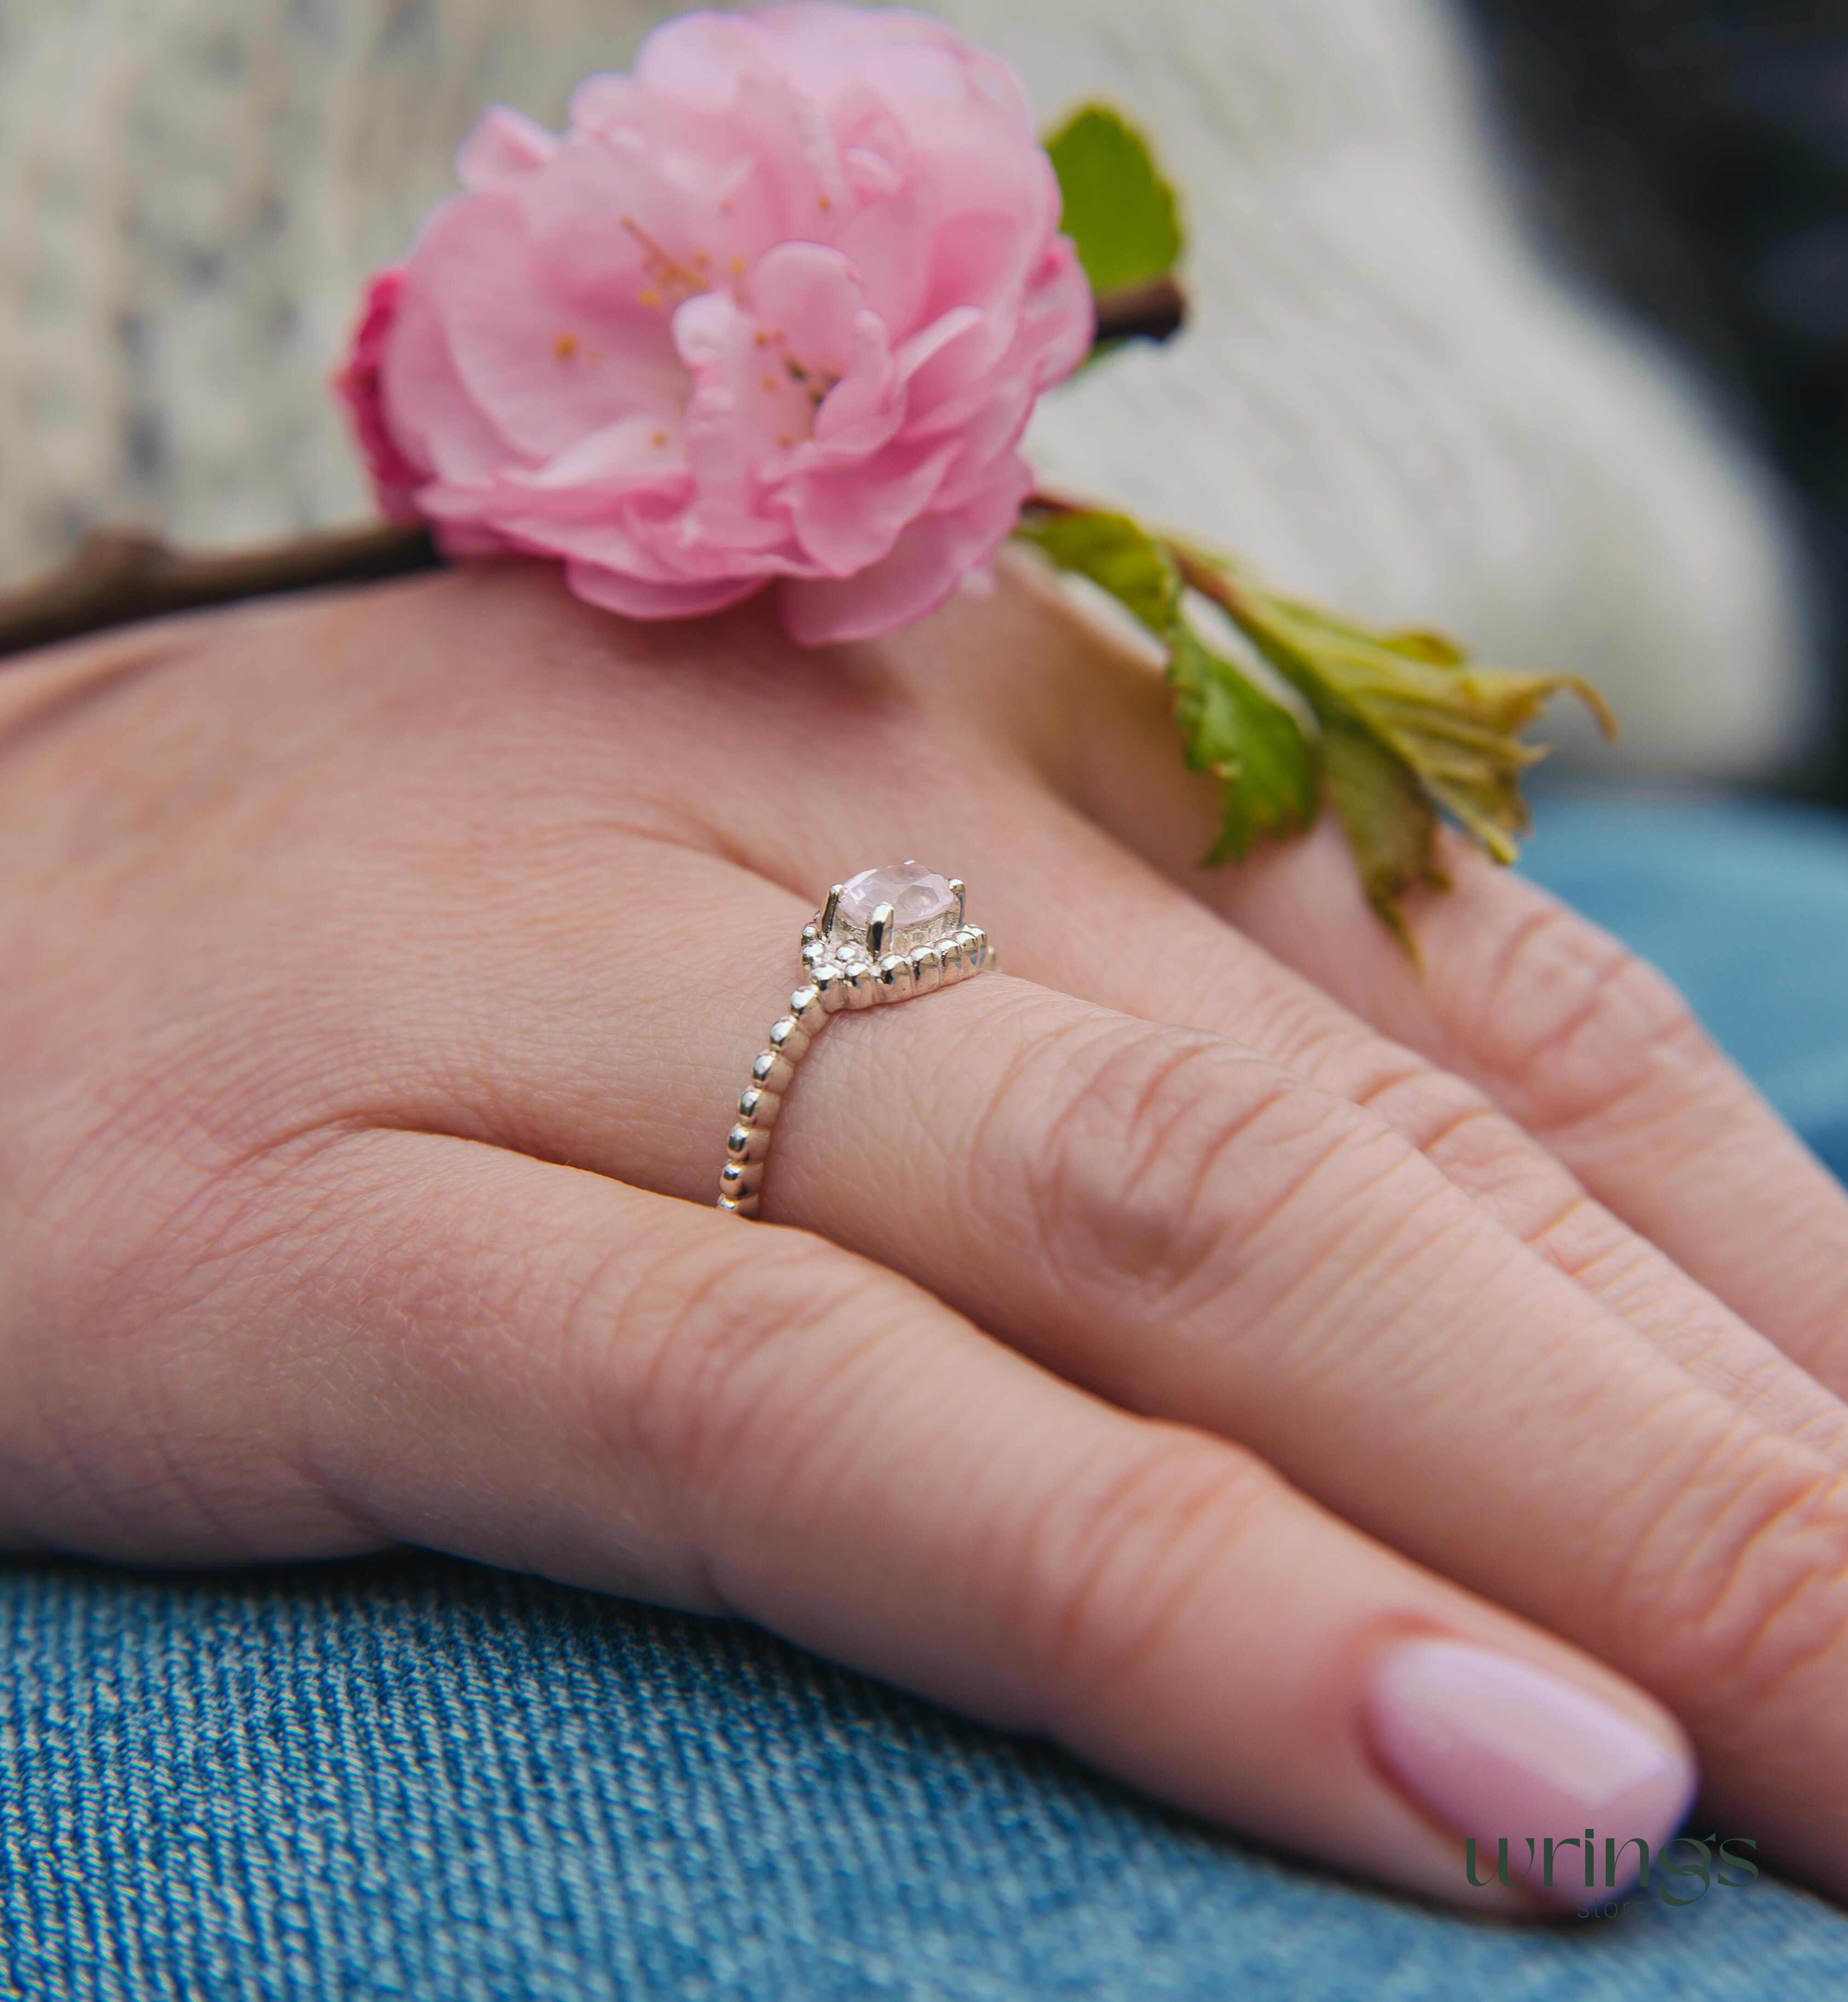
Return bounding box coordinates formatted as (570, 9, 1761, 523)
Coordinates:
(1458, 0, 1848, 805)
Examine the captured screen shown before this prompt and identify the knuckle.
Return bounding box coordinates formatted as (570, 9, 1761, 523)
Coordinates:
(1459, 898, 1709, 1129)
(1354, 1060, 1506, 1163)
(988, 1014, 1392, 1319)
(1611, 1435, 1848, 1718)
(604, 1225, 889, 1501)
(1357, 1059, 1589, 1225)
(1019, 1430, 1283, 1708)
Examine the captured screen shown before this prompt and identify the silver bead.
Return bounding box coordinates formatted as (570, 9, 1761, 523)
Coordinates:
(751, 1050, 796, 1094)
(768, 1016, 811, 1061)
(739, 1085, 781, 1128)
(721, 883, 993, 1217)
(727, 1123, 770, 1163)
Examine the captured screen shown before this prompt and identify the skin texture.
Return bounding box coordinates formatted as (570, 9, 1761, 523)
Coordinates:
(4, 557, 1848, 1910)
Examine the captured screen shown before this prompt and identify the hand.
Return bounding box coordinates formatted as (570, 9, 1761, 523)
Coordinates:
(6, 561, 1846, 1910)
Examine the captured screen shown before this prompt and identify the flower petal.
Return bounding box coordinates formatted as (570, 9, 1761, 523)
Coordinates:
(340, 3, 1092, 640)
(780, 434, 958, 574)
(456, 107, 558, 192)
(566, 560, 766, 621)
(779, 450, 1032, 644)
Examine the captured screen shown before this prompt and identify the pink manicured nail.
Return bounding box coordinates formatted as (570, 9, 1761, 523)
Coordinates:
(1364, 1638, 1697, 1909)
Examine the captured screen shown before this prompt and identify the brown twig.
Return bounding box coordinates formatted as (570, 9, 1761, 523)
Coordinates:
(1089, 274, 1188, 347)
(0, 521, 441, 661)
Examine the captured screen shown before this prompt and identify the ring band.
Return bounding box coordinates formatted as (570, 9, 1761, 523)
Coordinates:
(717, 862, 993, 1217)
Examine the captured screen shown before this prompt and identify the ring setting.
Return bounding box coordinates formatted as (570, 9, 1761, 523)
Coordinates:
(718, 863, 992, 1216)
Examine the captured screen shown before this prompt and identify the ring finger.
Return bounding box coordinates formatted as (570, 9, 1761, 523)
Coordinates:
(298, 829, 1848, 1899)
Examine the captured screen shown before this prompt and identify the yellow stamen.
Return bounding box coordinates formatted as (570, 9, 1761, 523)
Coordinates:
(621, 214, 705, 298)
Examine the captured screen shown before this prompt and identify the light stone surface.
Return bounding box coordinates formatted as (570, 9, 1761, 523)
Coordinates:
(0, 0, 1820, 774)
(838, 863, 957, 931)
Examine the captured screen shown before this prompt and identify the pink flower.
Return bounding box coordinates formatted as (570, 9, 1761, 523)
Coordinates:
(335, 3, 1093, 645)
(334, 272, 426, 524)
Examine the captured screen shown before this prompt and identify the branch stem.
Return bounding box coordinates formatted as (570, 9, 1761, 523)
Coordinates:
(0, 522, 439, 661)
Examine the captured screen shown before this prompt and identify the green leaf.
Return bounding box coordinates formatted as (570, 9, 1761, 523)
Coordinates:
(1318, 717, 1446, 950)
(1013, 506, 1179, 631)
(1044, 104, 1184, 296)
(1016, 505, 1317, 864)
(1165, 538, 1616, 932)
(1169, 623, 1319, 862)
(1016, 510, 1613, 948)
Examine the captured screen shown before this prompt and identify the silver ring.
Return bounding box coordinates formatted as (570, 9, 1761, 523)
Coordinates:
(717, 862, 993, 1217)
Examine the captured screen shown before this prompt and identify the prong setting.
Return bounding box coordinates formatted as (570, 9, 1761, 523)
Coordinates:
(719, 864, 988, 1216)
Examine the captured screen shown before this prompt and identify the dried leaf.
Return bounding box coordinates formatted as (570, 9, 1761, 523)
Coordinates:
(1320, 717, 1447, 949)
(1212, 577, 1615, 868)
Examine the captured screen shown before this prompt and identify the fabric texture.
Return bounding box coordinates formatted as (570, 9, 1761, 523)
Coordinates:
(3, 1551, 1847, 2002)
(4, 790, 1848, 2001)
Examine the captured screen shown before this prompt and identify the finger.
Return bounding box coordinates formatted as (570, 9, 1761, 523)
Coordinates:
(734, 770, 1848, 1468)
(1022, 590, 1848, 1389)
(753, 976, 1848, 1898)
(16, 1119, 1694, 1912)
(257, 828, 1848, 1895)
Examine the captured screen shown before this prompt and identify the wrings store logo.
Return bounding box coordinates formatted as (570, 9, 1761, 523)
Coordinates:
(1467, 1830, 1758, 1913)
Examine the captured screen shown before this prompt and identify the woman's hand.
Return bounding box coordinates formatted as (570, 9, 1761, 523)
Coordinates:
(6, 561, 1848, 1910)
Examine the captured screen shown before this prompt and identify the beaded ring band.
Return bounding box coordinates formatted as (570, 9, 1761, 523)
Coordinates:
(717, 862, 993, 1218)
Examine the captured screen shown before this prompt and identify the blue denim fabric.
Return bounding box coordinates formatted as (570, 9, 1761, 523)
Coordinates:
(1519, 791, 1848, 1185)
(5, 792, 1847, 2001)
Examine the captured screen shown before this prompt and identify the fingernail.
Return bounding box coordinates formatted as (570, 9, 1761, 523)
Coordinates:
(1363, 1638, 1697, 1909)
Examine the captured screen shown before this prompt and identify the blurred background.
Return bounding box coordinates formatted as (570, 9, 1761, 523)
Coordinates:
(1462, 0, 1848, 809)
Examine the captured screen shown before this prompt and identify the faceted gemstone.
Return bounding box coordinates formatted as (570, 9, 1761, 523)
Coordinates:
(837, 862, 957, 932)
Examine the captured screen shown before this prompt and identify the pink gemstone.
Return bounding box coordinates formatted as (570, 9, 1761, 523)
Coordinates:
(837, 862, 957, 930)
